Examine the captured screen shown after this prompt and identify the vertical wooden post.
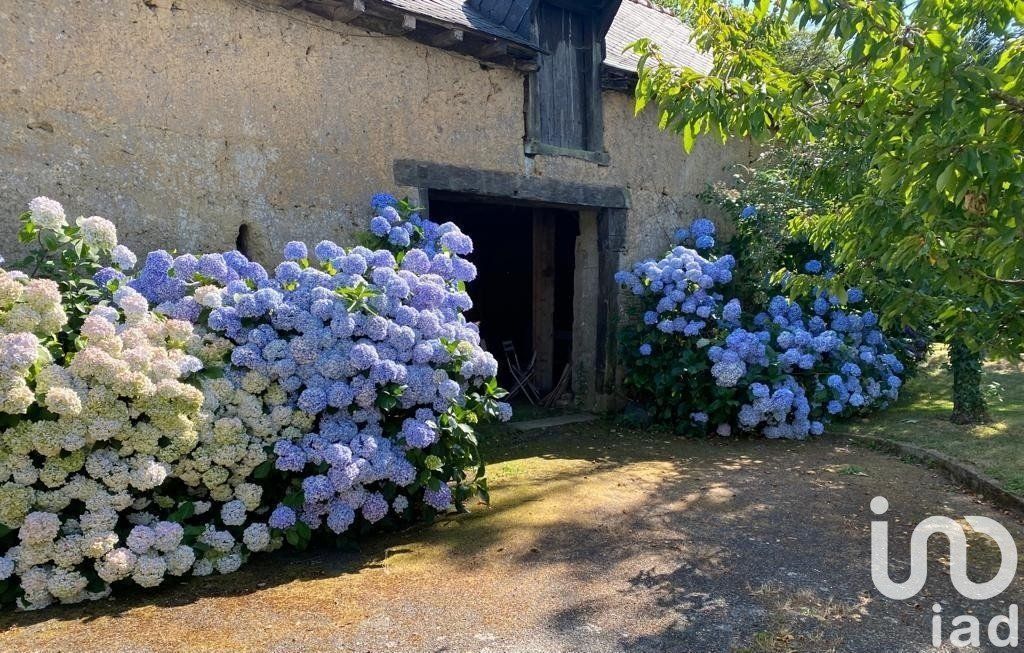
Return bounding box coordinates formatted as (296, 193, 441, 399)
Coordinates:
(532, 210, 556, 391)
(595, 208, 627, 407)
(572, 210, 599, 408)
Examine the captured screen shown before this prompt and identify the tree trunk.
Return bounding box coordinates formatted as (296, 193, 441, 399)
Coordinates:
(949, 339, 990, 424)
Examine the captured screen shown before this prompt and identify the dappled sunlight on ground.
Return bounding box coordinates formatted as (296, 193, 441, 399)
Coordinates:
(836, 345, 1024, 492)
(3, 425, 1024, 652)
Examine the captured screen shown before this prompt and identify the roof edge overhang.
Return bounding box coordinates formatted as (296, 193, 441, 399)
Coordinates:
(278, 0, 544, 69)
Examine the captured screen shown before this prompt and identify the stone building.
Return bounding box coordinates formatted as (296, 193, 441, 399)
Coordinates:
(0, 0, 751, 409)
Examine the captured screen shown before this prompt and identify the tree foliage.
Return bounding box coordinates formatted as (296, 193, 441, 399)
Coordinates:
(631, 0, 1024, 356)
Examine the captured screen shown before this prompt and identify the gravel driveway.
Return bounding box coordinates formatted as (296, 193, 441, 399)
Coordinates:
(2, 424, 1021, 652)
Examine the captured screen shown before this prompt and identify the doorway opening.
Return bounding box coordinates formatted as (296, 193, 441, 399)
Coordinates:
(428, 194, 579, 398)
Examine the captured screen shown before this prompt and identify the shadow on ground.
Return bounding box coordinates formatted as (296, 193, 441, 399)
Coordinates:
(3, 423, 1022, 652)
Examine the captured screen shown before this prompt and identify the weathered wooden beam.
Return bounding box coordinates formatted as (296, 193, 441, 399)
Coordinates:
(478, 40, 508, 59)
(594, 208, 627, 397)
(586, 15, 605, 153)
(513, 58, 540, 72)
(429, 28, 464, 48)
(352, 10, 416, 35)
(303, 0, 365, 23)
(532, 212, 557, 391)
(600, 66, 636, 93)
(393, 160, 631, 209)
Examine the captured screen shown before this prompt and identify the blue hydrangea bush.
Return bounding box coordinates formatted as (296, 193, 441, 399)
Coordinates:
(617, 215, 905, 438)
(0, 194, 509, 610)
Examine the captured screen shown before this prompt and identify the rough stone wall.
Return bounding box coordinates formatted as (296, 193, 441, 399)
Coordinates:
(0, 0, 750, 265)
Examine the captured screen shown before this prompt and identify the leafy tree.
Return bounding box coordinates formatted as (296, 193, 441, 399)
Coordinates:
(631, 0, 1024, 423)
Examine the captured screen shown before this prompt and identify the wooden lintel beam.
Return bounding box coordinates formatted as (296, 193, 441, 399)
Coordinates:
(304, 0, 365, 22)
(429, 28, 464, 48)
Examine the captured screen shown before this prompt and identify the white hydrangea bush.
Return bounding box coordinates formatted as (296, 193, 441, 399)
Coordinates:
(0, 272, 212, 608)
(0, 200, 277, 609)
(0, 196, 509, 610)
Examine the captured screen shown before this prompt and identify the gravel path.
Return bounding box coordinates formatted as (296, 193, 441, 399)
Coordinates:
(3, 425, 1022, 652)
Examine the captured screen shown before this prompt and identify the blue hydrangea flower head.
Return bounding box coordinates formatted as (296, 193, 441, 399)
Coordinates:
(314, 240, 344, 263)
(387, 227, 411, 248)
(439, 231, 473, 256)
(269, 506, 297, 530)
(370, 192, 398, 212)
(369, 216, 390, 237)
(722, 298, 742, 323)
(283, 241, 308, 261)
(690, 218, 716, 239)
(423, 484, 452, 511)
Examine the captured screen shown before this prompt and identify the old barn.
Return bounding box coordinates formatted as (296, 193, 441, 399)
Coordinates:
(0, 0, 750, 408)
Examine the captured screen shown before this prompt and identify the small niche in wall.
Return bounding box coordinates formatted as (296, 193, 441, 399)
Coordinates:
(235, 224, 251, 257)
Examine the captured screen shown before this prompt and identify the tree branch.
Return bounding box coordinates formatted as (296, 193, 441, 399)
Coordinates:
(991, 90, 1024, 116)
(979, 271, 1024, 286)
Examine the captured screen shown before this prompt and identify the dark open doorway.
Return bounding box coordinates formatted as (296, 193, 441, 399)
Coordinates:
(429, 194, 578, 395)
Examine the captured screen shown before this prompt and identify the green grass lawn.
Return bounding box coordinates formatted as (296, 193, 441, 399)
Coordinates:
(836, 346, 1024, 493)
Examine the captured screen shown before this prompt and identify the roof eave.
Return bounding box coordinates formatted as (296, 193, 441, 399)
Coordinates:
(291, 0, 542, 67)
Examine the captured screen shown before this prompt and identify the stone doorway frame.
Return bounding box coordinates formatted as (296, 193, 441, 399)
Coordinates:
(393, 159, 628, 411)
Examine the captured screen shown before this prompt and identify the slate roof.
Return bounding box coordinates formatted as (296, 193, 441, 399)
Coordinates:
(464, 0, 533, 39)
(605, 0, 711, 74)
(381, 0, 539, 48)
(378, 0, 711, 75)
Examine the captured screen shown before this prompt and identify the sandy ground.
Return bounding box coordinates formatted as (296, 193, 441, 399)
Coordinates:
(2, 425, 1022, 652)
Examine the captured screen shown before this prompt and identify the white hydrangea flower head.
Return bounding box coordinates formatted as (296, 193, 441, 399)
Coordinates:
(234, 483, 263, 511)
(0, 556, 14, 580)
(126, 524, 156, 553)
(18, 565, 54, 610)
(220, 501, 247, 528)
(75, 216, 117, 252)
(151, 521, 184, 553)
(195, 285, 223, 309)
(164, 545, 195, 576)
(131, 553, 167, 588)
(51, 535, 85, 568)
(46, 567, 88, 602)
(198, 525, 235, 553)
(19, 512, 60, 545)
(111, 244, 137, 271)
(191, 557, 214, 577)
(43, 387, 82, 417)
(96, 547, 137, 583)
(215, 552, 242, 575)
(112, 287, 149, 317)
(27, 197, 67, 232)
(242, 523, 270, 552)
(81, 530, 118, 559)
(129, 459, 170, 492)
